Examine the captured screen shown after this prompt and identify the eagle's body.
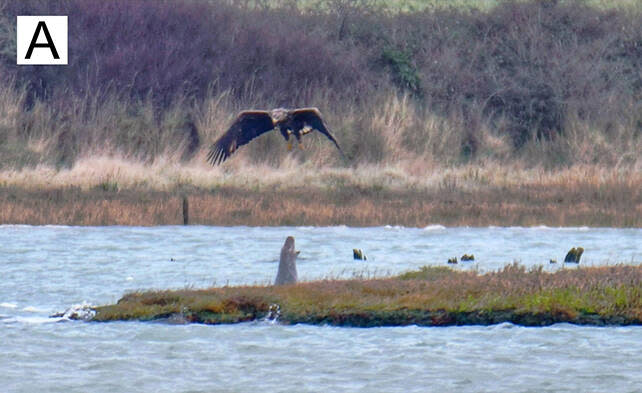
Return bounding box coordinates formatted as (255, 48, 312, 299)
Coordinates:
(207, 107, 343, 165)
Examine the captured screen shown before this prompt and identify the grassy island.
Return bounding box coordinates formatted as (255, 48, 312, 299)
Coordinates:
(92, 264, 642, 327)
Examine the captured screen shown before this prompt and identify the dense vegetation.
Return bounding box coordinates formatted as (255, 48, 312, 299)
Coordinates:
(92, 264, 642, 327)
(1, 0, 640, 169)
(3, 174, 639, 226)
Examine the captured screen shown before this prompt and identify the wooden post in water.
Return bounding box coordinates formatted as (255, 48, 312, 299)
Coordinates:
(275, 236, 299, 285)
(182, 196, 189, 225)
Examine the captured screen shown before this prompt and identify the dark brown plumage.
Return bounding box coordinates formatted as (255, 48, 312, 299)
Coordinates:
(207, 107, 343, 165)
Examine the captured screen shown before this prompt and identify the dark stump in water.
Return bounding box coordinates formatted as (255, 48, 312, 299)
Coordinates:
(564, 247, 584, 263)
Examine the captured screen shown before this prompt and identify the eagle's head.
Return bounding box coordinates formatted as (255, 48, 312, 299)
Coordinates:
(270, 108, 289, 124)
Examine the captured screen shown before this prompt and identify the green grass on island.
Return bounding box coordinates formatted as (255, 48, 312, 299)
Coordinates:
(92, 264, 642, 327)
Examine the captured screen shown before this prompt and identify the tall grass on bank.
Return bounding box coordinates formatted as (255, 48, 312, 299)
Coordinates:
(0, 0, 640, 170)
(1, 163, 639, 226)
(92, 264, 642, 326)
(0, 154, 639, 193)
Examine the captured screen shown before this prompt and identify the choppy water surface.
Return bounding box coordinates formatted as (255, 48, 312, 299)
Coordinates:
(1, 225, 641, 392)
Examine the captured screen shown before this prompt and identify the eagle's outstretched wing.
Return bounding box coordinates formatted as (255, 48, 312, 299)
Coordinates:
(291, 108, 343, 155)
(207, 111, 274, 165)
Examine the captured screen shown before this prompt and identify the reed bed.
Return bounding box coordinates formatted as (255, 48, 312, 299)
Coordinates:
(1, 161, 639, 226)
(92, 264, 642, 327)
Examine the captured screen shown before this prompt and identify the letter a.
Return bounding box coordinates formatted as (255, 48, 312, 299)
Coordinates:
(25, 21, 60, 60)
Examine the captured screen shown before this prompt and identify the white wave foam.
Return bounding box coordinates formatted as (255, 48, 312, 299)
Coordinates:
(0, 224, 76, 230)
(1, 302, 17, 309)
(422, 224, 446, 231)
(56, 302, 96, 321)
(262, 304, 281, 324)
(10, 316, 63, 324)
(22, 306, 47, 313)
(506, 225, 592, 231)
(492, 322, 517, 329)
(384, 225, 404, 230)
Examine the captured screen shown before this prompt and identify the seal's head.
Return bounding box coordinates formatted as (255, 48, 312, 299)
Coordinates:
(283, 236, 295, 251)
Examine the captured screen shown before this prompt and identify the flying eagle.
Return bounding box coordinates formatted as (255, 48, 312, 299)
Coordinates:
(207, 107, 343, 165)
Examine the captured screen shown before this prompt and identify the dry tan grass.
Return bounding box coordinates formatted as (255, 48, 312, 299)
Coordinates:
(1, 154, 638, 193)
(3, 78, 640, 172)
(1, 71, 640, 227)
(1, 166, 639, 226)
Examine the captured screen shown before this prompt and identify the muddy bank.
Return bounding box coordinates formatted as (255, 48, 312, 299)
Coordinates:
(174, 309, 639, 328)
(1, 183, 639, 227)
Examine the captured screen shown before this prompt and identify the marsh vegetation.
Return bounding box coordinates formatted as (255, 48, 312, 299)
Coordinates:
(93, 264, 642, 327)
(0, 0, 640, 225)
(1, 0, 640, 168)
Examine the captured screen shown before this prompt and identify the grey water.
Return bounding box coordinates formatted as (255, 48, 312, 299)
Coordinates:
(1, 225, 641, 392)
